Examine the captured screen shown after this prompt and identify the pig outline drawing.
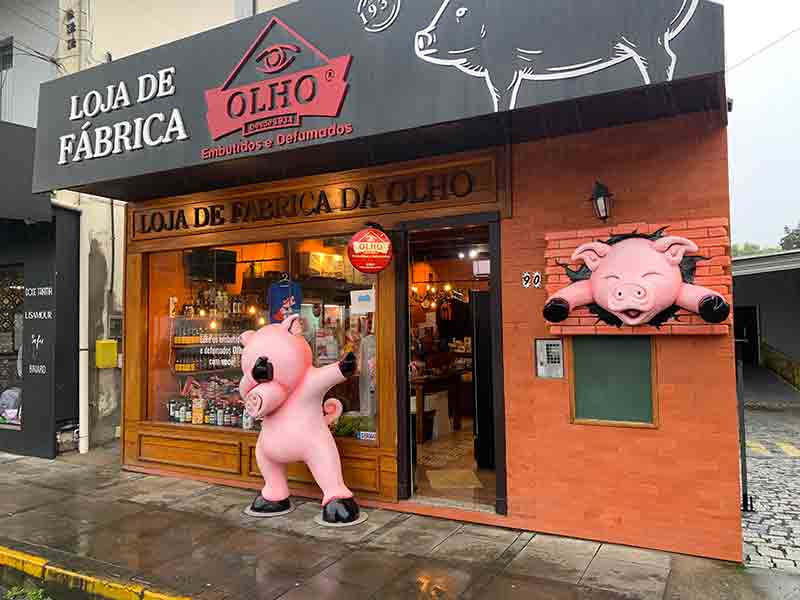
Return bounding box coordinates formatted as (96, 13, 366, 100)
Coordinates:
(239, 314, 366, 525)
(542, 228, 731, 328)
(415, 0, 700, 112)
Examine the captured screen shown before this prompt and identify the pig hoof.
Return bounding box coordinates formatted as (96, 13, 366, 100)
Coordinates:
(543, 298, 570, 323)
(698, 295, 730, 324)
(339, 352, 357, 377)
(322, 498, 360, 524)
(244, 495, 293, 518)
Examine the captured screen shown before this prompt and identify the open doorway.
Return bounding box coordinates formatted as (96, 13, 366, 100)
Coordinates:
(405, 224, 498, 511)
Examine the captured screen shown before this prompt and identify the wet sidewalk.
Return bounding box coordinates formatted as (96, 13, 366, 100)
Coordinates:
(1, 445, 799, 599)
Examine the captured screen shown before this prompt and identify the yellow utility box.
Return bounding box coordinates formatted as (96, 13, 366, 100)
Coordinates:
(95, 339, 118, 369)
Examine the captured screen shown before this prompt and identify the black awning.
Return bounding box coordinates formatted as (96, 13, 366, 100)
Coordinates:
(1, 120, 51, 223)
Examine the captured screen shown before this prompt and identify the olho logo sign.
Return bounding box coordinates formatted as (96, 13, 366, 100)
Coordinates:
(348, 228, 393, 274)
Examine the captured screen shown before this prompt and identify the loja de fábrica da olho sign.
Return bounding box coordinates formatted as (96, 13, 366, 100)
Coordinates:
(133, 167, 478, 238)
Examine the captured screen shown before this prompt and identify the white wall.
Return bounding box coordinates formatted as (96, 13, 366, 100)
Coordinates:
(734, 270, 800, 360)
(0, 0, 59, 126)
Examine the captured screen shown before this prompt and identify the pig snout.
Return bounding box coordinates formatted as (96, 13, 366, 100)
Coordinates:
(245, 382, 286, 420)
(608, 283, 654, 318)
(415, 29, 436, 55)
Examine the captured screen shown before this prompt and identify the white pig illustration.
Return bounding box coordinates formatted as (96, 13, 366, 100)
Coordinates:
(415, 0, 700, 112)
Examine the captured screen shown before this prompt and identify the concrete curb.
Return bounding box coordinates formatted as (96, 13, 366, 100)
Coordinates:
(0, 545, 190, 600)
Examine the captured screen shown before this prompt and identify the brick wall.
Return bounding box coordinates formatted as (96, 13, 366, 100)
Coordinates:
(502, 113, 742, 561)
(544, 218, 733, 335)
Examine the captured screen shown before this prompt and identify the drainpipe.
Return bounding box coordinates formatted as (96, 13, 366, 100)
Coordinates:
(52, 198, 89, 454)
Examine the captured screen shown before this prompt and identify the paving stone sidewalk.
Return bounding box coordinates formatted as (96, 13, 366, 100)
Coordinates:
(742, 365, 800, 572)
(0, 445, 798, 599)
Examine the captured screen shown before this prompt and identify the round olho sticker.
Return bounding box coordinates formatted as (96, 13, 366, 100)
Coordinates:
(348, 228, 393, 274)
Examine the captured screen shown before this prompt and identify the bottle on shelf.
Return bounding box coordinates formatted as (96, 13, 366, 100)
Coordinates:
(242, 406, 252, 430)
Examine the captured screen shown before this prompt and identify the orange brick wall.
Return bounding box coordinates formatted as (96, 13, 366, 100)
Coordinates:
(543, 219, 733, 336)
(502, 113, 742, 561)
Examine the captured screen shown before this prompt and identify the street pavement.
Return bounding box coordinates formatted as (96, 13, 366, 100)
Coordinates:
(0, 443, 797, 598)
(742, 365, 800, 573)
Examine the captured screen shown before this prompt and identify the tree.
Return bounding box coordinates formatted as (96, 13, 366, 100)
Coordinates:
(780, 221, 800, 251)
(731, 242, 781, 257)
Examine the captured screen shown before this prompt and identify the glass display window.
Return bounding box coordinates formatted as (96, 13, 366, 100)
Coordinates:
(147, 236, 378, 442)
(0, 265, 24, 430)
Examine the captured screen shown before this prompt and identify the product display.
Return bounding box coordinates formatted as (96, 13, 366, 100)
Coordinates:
(358, 333, 377, 417)
(153, 239, 378, 437)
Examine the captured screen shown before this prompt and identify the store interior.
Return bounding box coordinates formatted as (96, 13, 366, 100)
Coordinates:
(407, 225, 496, 510)
(147, 237, 378, 440)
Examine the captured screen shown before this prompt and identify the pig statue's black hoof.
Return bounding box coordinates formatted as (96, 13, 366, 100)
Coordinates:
(244, 495, 293, 518)
(698, 295, 730, 324)
(543, 298, 571, 323)
(339, 352, 357, 377)
(316, 498, 368, 527)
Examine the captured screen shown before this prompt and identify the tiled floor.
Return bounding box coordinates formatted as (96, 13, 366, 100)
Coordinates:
(0, 443, 797, 598)
(414, 418, 497, 509)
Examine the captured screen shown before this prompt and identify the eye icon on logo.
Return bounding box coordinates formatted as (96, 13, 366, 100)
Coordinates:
(256, 43, 301, 74)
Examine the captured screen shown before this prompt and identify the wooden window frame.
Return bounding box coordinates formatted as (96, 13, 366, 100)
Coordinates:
(566, 336, 660, 429)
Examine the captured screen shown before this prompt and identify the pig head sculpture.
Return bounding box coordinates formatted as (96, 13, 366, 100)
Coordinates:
(543, 229, 730, 327)
(415, 0, 699, 112)
(239, 314, 363, 525)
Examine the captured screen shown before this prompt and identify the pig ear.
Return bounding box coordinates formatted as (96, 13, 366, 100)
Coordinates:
(240, 330, 256, 346)
(281, 314, 303, 336)
(572, 242, 611, 271)
(654, 236, 698, 265)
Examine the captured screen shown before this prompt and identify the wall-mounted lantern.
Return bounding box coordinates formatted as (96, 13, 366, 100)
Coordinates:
(590, 181, 614, 221)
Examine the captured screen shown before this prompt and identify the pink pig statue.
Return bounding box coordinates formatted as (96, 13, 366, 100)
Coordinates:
(239, 314, 362, 525)
(543, 230, 730, 327)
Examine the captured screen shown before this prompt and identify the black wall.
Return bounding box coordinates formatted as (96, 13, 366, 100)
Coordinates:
(0, 208, 79, 458)
(54, 209, 80, 427)
(0, 221, 56, 458)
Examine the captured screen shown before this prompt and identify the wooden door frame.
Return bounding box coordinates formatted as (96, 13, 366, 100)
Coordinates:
(394, 211, 507, 515)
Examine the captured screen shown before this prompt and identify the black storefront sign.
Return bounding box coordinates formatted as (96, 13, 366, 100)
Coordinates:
(33, 0, 723, 199)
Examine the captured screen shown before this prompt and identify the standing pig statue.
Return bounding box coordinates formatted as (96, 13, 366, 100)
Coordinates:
(543, 229, 730, 327)
(239, 314, 365, 526)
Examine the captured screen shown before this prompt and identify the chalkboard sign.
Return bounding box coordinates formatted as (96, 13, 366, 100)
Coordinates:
(572, 336, 653, 424)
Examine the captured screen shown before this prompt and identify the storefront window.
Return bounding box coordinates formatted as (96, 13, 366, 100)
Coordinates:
(0, 265, 24, 430)
(147, 237, 377, 442)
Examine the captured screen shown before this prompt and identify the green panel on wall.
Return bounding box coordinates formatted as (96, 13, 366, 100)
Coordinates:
(573, 336, 653, 423)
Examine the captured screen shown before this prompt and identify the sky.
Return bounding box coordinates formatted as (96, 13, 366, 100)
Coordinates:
(723, 0, 800, 246)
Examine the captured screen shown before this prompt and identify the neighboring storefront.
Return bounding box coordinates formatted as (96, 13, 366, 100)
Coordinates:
(0, 120, 79, 458)
(733, 250, 800, 384)
(32, 0, 741, 561)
